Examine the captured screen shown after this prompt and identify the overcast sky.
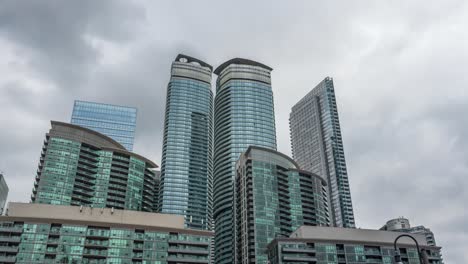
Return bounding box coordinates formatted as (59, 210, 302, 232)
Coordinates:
(0, 0, 466, 262)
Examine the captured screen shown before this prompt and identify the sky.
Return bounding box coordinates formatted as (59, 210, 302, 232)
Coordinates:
(0, 0, 466, 262)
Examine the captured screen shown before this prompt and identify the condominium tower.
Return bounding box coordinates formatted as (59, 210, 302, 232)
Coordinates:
(71, 100, 137, 151)
(267, 226, 443, 264)
(289, 77, 355, 228)
(31, 121, 158, 212)
(158, 54, 213, 230)
(234, 146, 330, 264)
(213, 58, 277, 264)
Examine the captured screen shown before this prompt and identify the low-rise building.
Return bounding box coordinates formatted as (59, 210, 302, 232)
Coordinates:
(0, 203, 213, 263)
(267, 226, 443, 264)
(234, 146, 330, 264)
(380, 217, 437, 246)
(0, 172, 8, 214)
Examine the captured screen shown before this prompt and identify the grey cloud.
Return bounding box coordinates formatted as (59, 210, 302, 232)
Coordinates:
(0, 0, 145, 88)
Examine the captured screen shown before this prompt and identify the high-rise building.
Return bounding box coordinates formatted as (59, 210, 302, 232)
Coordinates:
(31, 121, 158, 212)
(0, 203, 213, 263)
(267, 226, 443, 264)
(234, 146, 330, 264)
(71, 100, 137, 151)
(0, 172, 8, 214)
(289, 77, 355, 228)
(158, 54, 213, 231)
(213, 58, 277, 264)
(381, 217, 438, 246)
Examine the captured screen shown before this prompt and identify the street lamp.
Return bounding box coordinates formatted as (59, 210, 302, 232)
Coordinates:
(393, 234, 430, 264)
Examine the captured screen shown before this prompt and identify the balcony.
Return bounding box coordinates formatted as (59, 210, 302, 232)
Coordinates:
(168, 239, 210, 246)
(0, 246, 18, 253)
(166, 257, 209, 264)
(283, 256, 317, 262)
(0, 227, 22, 233)
(0, 236, 20, 243)
(0, 256, 16, 263)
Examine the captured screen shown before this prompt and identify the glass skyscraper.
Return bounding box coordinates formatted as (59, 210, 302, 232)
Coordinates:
(213, 58, 277, 264)
(289, 77, 355, 228)
(71, 100, 137, 151)
(158, 54, 213, 231)
(31, 121, 158, 212)
(234, 146, 329, 264)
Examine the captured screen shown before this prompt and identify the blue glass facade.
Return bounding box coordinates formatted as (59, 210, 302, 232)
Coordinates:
(158, 55, 213, 231)
(71, 100, 137, 151)
(213, 59, 277, 264)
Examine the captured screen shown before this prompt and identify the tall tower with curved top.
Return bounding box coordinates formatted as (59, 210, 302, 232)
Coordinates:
(213, 58, 277, 264)
(158, 54, 214, 231)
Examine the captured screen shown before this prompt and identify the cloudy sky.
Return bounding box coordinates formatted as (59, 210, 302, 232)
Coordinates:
(0, 0, 466, 262)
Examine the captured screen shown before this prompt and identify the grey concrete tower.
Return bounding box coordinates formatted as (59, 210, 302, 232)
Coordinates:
(289, 77, 355, 228)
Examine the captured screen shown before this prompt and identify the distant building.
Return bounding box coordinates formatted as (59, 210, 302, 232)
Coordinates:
(0, 172, 8, 214)
(234, 146, 330, 264)
(289, 77, 355, 228)
(158, 54, 213, 231)
(267, 226, 443, 264)
(31, 121, 158, 212)
(0, 203, 213, 263)
(213, 58, 277, 264)
(381, 217, 438, 246)
(71, 100, 137, 151)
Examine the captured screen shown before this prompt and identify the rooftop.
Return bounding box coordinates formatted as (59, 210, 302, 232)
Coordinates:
(214, 58, 273, 75)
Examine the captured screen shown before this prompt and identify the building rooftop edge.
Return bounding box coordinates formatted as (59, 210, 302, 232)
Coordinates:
(175, 54, 213, 71)
(50, 121, 158, 168)
(214, 58, 273, 75)
(267, 225, 439, 249)
(74, 100, 137, 111)
(51, 121, 126, 150)
(243, 146, 300, 169)
(290, 76, 333, 112)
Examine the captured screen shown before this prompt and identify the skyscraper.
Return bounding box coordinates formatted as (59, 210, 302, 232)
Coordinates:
(213, 58, 277, 264)
(71, 100, 137, 151)
(158, 54, 213, 231)
(0, 172, 8, 214)
(289, 77, 355, 228)
(234, 146, 329, 264)
(31, 121, 158, 211)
